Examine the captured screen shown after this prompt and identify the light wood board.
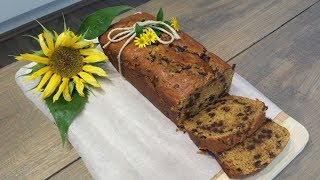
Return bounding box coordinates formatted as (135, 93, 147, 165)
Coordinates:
(212, 112, 309, 179)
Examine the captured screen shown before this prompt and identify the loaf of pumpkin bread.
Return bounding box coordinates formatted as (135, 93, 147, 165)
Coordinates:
(99, 13, 234, 127)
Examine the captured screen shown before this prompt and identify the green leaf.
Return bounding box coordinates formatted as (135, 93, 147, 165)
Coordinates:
(36, 20, 49, 32)
(156, 8, 163, 21)
(135, 23, 143, 37)
(164, 20, 171, 26)
(17, 63, 46, 91)
(153, 29, 162, 37)
(30, 63, 46, 72)
(89, 61, 106, 66)
(18, 63, 46, 78)
(53, 31, 59, 40)
(79, 28, 90, 41)
(62, 12, 67, 31)
(33, 50, 45, 57)
(69, 81, 75, 95)
(77, 5, 133, 39)
(46, 90, 88, 144)
(84, 83, 95, 96)
(22, 34, 39, 42)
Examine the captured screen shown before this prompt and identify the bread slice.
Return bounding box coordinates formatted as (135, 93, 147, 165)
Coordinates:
(184, 95, 267, 153)
(215, 120, 290, 178)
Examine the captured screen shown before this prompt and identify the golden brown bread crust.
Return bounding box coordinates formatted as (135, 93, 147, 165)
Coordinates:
(185, 96, 267, 153)
(99, 13, 234, 126)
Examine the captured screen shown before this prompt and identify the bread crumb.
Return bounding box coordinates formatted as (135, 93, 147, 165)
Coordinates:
(197, 149, 206, 154)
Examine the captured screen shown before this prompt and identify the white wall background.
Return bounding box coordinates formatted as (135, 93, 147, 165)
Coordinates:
(0, 0, 81, 34)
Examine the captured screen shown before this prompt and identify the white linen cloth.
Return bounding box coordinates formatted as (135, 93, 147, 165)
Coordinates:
(15, 51, 281, 179)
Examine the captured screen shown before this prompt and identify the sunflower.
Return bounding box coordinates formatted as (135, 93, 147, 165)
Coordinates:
(171, 17, 179, 31)
(16, 27, 108, 102)
(134, 34, 148, 48)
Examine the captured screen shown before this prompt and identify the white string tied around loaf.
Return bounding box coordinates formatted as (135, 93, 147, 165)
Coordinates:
(102, 20, 181, 75)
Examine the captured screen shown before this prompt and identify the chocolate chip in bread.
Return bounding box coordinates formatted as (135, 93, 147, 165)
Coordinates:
(214, 120, 290, 178)
(184, 95, 267, 153)
(99, 13, 234, 127)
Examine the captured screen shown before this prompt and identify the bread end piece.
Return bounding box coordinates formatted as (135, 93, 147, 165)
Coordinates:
(214, 121, 290, 178)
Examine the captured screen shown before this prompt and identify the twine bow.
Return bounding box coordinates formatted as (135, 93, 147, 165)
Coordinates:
(103, 20, 181, 74)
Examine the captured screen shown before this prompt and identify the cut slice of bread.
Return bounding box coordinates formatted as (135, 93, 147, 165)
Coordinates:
(214, 120, 290, 178)
(184, 95, 267, 153)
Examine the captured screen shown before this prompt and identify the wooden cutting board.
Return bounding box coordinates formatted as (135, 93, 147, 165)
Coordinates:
(212, 112, 309, 179)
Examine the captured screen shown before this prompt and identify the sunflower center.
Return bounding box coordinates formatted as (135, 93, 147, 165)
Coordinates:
(50, 47, 83, 77)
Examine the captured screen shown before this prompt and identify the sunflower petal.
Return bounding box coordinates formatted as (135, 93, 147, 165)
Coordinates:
(79, 48, 97, 56)
(53, 78, 69, 102)
(72, 40, 93, 49)
(16, 53, 49, 64)
(67, 30, 76, 38)
(61, 31, 74, 47)
(41, 74, 62, 100)
(78, 71, 100, 87)
(34, 70, 53, 92)
(83, 54, 107, 63)
(68, 35, 81, 47)
(63, 81, 72, 102)
(82, 65, 107, 77)
(38, 33, 51, 56)
(73, 76, 85, 97)
(64, 34, 81, 47)
(55, 32, 66, 48)
(23, 66, 50, 81)
(44, 31, 54, 52)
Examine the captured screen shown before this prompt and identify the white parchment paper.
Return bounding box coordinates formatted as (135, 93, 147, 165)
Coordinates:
(15, 57, 281, 179)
